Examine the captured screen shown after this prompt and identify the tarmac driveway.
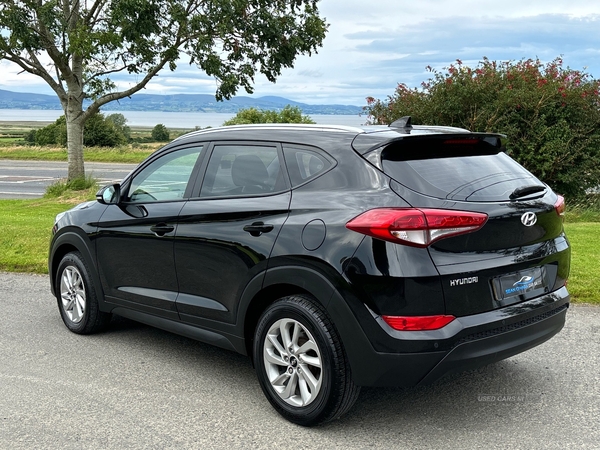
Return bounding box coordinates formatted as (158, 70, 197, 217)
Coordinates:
(0, 272, 598, 449)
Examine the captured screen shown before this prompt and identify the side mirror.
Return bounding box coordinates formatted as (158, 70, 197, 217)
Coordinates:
(96, 184, 121, 205)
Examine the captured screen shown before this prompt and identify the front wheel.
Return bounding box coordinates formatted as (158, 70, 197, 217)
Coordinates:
(56, 251, 111, 334)
(253, 295, 360, 426)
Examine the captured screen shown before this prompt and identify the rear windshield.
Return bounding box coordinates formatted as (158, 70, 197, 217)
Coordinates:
(381, 138, 544, 202)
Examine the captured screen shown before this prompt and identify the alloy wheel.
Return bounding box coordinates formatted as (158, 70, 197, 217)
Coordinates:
(60, 265, 86, 323)
(263, 318, 323, 407)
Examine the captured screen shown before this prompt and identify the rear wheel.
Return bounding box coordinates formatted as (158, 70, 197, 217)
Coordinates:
(253, 294, 360, 426)
(56, 252, 111, 334)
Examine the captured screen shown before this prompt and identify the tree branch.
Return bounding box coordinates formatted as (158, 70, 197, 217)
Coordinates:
(33, 6, 74, 85)
(3, 50, 67, 104)
(86, 63, 131, 82)
(85, 0, 108, 26)
(84, 57, 171, 119)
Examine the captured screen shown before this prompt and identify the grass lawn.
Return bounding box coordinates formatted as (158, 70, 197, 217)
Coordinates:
(0, 197, 87, 273)
(0, 144, 158, 164)
(563, 222, 600, 305)
(0, 193, 597, 305)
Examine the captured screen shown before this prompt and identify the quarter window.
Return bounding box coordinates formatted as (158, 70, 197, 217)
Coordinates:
(283, 146, 333, 187)
(127, 146, 203, 202)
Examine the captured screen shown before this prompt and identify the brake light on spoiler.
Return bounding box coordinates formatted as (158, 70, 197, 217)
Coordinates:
(346, 208, 488, 248)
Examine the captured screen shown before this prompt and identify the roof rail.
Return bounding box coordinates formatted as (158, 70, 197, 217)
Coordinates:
(389, 116, 412, 129)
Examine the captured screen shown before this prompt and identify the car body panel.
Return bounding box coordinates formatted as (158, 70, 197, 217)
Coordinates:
(174, 193, 291, 324)
(94, 201, 185, 319)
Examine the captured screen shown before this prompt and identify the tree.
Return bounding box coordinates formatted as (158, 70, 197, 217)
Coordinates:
(151, 123, 170, 141)
(365, 57, 600, 199)
(223, 105, 315, 125)
(106, 113, 131, 142)
(0, 1, 328, 180)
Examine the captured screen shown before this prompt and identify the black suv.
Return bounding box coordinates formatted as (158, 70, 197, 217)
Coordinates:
(49, 119, 570, 425)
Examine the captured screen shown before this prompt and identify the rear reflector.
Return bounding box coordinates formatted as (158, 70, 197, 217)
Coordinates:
(554, 195, 565, 219)
(382, 314, 456, 331)
(346, 208, 488, 247)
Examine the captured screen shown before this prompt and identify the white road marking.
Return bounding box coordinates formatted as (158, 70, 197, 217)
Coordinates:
(0, 191, 40, 196)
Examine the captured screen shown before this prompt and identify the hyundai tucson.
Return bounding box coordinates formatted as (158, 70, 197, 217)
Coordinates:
(49, 118, 570, 426)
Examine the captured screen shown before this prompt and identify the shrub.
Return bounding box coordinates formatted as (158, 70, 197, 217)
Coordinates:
(24, 129, 37, 144)
(45, 175, 98, 198)
(364, 57, 600, 199)
(35, 116, 66, 146)
(84, 113, 127, 147)
(33, 113, 127, 147)
(223, 105, 315, 125)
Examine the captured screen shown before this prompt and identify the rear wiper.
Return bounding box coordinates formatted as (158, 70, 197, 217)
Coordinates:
(510, 185, 546, 199)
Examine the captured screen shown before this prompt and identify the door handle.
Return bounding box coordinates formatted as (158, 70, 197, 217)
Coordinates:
(150, 223, 175, 236)
(243, 222, 274, 237)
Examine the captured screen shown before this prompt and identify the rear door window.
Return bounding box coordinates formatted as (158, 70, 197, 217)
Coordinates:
(380, 137, 544, 202)
(199, 144, 287, 197)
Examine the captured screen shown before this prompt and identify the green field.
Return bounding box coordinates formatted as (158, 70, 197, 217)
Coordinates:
(0, 144, 157, 163)
(0, 120, 193, 163)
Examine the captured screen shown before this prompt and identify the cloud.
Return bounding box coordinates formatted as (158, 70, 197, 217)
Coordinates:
(2, 3, 600, 106)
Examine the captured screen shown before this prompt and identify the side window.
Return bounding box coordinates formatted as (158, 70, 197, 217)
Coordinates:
(283, 146, 334, 187)
(200, 144, 286, 197)
(127, 146, 203, 203)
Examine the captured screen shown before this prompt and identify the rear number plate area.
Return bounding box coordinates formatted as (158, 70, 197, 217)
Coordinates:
(492, 267, 547, 301)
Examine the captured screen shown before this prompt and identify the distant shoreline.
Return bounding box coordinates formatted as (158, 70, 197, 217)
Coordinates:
(0, 89, 364, 116)
(0, 110, 367, 128)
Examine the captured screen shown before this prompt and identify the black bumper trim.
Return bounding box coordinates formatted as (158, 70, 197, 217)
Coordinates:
(451, 304, 568, 349)
(417, 303, 568, 386)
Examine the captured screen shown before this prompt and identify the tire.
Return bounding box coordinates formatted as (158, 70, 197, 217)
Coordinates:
(55, 251, 111, 334)
(253, 294, 360, 426)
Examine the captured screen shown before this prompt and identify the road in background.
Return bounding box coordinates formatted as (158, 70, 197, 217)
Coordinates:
(0, 272, 598, 449)
(0, 160, 136, 199)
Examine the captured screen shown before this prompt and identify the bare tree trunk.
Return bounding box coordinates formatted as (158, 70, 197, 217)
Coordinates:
(65, 109, 85, 181)
(65, 59, 85, 181)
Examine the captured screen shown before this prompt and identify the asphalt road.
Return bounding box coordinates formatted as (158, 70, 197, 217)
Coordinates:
(0, 160, 136, 199)
(0, 272, 598, 449)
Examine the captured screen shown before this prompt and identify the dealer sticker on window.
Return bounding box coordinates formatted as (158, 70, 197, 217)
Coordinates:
(492, 267, 547, 301)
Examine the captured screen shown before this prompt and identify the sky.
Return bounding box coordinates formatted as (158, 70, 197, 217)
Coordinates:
(1, 0, 600, 106)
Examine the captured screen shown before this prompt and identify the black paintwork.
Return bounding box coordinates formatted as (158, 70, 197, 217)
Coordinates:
(49, 124, 571, 387)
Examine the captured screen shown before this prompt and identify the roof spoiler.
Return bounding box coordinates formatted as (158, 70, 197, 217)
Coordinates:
(389, 116, 412, 130)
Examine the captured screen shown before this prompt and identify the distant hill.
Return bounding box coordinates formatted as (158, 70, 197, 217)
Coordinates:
(0, 89, 363, 115)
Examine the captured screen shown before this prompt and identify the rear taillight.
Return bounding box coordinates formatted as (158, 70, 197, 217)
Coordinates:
(346, 208, 488, 247)
(554, 195, 565, 219)
(382, 314, 456, 331)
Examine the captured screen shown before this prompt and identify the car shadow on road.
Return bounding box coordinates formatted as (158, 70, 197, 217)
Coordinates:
(95, 315, 553, 431)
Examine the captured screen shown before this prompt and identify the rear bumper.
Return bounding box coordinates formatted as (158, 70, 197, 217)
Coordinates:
(417, 300, 567, 385)
(336, 287, 569, 387)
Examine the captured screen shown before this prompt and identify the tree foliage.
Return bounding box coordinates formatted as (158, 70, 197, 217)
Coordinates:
(106, 113, 131, 141)
(151, 123, 170, 141)
(84, 113, 128, 146)
(365, 57, 600, 199)
(0, 0, 328, 179)
(223, 105, 315, 125)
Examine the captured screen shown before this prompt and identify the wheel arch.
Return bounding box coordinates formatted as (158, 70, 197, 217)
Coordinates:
(239, 263, 369, 370)
(49, 230, 105, 308)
